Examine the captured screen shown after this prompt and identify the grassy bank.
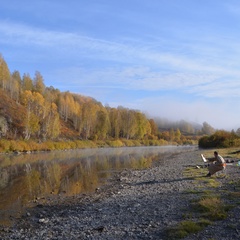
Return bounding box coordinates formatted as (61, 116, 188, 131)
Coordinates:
(0, 138, 182, 153)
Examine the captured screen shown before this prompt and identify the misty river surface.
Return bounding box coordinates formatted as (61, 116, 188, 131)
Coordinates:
(0, 145, 195, 225)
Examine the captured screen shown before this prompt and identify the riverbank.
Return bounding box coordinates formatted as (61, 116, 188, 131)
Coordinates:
(0, 138, 175, 154)
(1, 147, 240, 239)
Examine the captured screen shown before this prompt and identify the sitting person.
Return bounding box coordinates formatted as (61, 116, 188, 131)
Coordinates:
(206, 151, 226, 177)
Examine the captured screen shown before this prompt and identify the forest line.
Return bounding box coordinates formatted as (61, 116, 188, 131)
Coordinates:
(1, 54, 234, 152)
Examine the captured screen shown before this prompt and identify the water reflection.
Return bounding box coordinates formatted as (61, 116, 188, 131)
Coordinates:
(0, 146, 194, 225)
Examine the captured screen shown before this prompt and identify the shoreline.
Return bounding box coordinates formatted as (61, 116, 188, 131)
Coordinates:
(0, 136, 196, 154)
(1, 147, 240, 239)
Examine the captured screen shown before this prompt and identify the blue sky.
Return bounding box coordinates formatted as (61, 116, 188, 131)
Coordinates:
(1, 0, 240, 130)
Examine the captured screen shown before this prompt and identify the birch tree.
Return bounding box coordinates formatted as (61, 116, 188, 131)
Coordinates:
(0, 55, 11, 90)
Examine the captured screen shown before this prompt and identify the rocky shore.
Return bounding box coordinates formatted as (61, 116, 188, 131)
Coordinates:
(1, 147, 240, 240)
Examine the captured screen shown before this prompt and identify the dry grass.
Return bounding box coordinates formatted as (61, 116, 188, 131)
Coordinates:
(193, 196, 229, 221)
(166, 219, 212, 239)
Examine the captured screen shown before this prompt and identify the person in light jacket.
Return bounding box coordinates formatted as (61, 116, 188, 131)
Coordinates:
(206, 151, 226, 177)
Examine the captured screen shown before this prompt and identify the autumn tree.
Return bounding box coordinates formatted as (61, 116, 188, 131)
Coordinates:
(42, 102, 60, 139)
(20, 91, 40, 139)
(0, 54, 11, 90)
(81, 101, 100, 139)
(149, 119, 158, 136)
(126, 110, 137, 139)
(72, 101, 82, 131)
(45, 86, 61, 103)
(118, 107, 137, 139)
(95, 109, 110, 140)
(22, 73, 33, 91)
(135, 112, 151, 139)
(175, 128, 181, 142)
(108, 107, 121, 138)
(202, 121, 215, 135)
(10, 71, 22, 102)
(20, 90, 60, 140)
(58, 92, 75, 122)
(33, 71, 45, 94)
(0, 116, 8, 138)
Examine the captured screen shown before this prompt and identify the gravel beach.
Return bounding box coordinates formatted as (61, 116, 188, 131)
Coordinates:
(1, 146, 240, 240)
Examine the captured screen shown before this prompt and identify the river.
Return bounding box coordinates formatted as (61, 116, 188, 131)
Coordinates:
(0, 145, 195, 226)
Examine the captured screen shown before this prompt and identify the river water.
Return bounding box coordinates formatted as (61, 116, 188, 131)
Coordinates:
(0, 145, 194, 226)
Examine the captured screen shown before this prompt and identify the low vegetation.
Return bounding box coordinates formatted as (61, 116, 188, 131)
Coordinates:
(199, 130, 240, 148)
(0, 138, 170, 153)
(192, 196, 230, 221)
(166, 219, 211, 239)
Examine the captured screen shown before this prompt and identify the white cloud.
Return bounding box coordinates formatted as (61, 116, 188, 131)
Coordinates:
(49, 64, 239, 96)
(1, 20, 239, 76)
